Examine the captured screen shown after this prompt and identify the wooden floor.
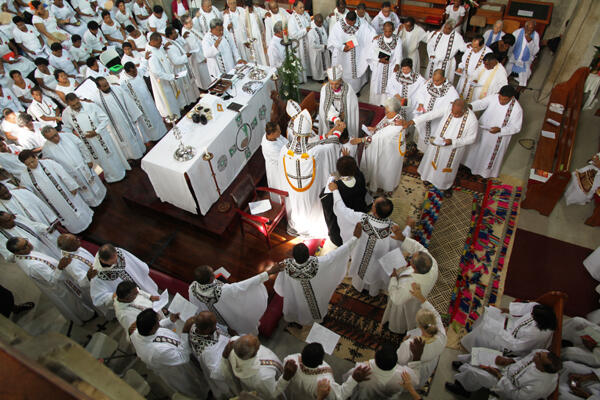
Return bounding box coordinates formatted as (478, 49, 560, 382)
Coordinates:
(82, 152, 296, 289)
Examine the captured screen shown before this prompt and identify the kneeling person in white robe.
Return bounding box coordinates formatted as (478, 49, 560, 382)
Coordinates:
(18, 150, 93, 234)
(41, 126, 107, 207)
(188, 264, 271, 335)
(274, 222, 361, 326)
(319, 65, 360, 145)
(565, 153, 600, 206)
(561, 317, 600, 367)
(131, 309, 208, 399)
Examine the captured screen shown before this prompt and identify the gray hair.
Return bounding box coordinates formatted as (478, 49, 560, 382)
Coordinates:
(384, 96, 403, 114)
(180, 14, 192, 25)
(40, 125, 55, 137)
(201, 0, 212, 5)
(209, 18, 223, 29)
(494, 19, 503, 28)
(413, 251, 433, 274)
(444, 19, 455, 28)
(16, 112, 32, 127)
(273, 21, 283, 34)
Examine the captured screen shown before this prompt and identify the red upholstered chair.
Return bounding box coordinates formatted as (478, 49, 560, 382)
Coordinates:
(231, 174, 289, 248)
(149, 269, 190, 300)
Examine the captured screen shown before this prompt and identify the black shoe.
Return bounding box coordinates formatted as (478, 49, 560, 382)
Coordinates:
(445, 381, 471, 398)
(561, 339, 574, 348)
(12, 302, 34, 315)
(452, 360, 464, 371)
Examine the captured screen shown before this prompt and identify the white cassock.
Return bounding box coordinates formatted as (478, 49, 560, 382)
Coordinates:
(283, 354, 358, 399)
(288, 11, 313, 82)
(455, 349, 558, 399)
(61, 102, 131, 183)
(58, 248, 95, 310)
(181, 26, 213, 90)
(113, 289, 161, 338)
(0, 150, 26, 176)
(220, 338, 289, 399)
(90, 87, 146, 160)
(381, 238, 439, 333)
(0, 187, 58, 226)
(166, 38, 201, 106)
(328, 18, 373, 92)
(386, 71, 425, 121)
(15, 251, 95, 324)
(120, 72, 168, 141)
(456, 45, 491, 99)
(461, 302, 553, 356)
(267, 35, 285, 69)
(559, 361, 600, 400)
(328, 8, 348, 36)
(332, 190, 403, 296)
(371, 11, 401, 35)
(562, 317, 600, 367)
(360, 114, 405, 193)
(130, 324, 208, 399)
(307, 22, 331, 81)
(20, 159, 93, 233)
(345, 360, 418, 399)
(42, 132, 107, 207)
(368, 35, 403, 106)
(27, 95, 60, 128)
(398, 24, 428, 74)
(395, 301, 445, 388)
(148, 46, 181, 118)
(274, 236, 357, 326)
(483, 29, 505, 47)
(0, 87, 25, 112)
(463, 63, 508, 103)
(240, 8, 267, 66)
(463, 94, 522, 178)
(188, 326, 234, 399)
(425, 30, 465, 82)
(0, 215, 60, 259)
(188, 272, 269, 335)
(261, 133, 288, 193)
(90, 247, 159, 313)
(415, 105, 478, 190)
(506, 28, 540, 87)
(413, 80, 459, 153)
(565, 161, 600, 206)
(224, 7, 249, 60)
(194, 6, 222, 35)
(318, 81, 360, 140)
(264, 9, 288, 45)
(202, 31, 240, 80)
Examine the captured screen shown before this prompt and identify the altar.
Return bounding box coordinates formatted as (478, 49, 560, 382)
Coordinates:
(141, 67, 275, 215)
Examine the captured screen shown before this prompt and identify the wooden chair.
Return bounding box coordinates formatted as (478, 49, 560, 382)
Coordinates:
(300, 90, 318, 119)
(502, 19, 521, 34)
(468, 15, 486, 34)
(231, 174, 289, 248)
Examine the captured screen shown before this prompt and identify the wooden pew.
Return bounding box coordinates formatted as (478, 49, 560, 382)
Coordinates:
(396, 0, 446, 26)
(521, 67, 590, 216)
(346, 0, 383, 18)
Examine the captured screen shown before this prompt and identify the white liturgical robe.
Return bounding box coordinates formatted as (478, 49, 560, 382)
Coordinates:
(318, 82, 360, 140)
(328, 19, 372, 92)
(463, 63, 508, 103)
(371, 11, 401, 35)
(188, 272, 268, 335)
(61, 247, 95, 289)
(224, 7, 249, 61)
(425, 30, 465, 82)
(456, 44, 491, 99)
(194, 6, 222, 35)
(274, 236, 357, 326)
(0, 187, 58, 226)
(381, 238, 439, 333)
(307, 22, 331, 81)
(559, 362, 600, 400)
(283, 354, 358, 399)
(561, 317, 600, 367)
(188, 326, 233, 399)
(264, 9, 288, 45)
(461, 302, 553, 356)
(120, 72, 168, 141)
(463, 94, 522, 178)
(506, 28, 539, 87)
(345, 359, 419, 399)
(15, 251, 95, 324)
(114, 289, 162, 339)
(20, 159, 93, 233)
(328, 8, 348, 36)
(166, 37, 201, 107)
(386, 71, 425, 121)
(261, 134, 287, 193)
(61, 102, 131, 183)
(267, 35, 285, 69)
(414, 105, 478, 190)
(148, 45, 181, 118)
(202, 31, 240, 80)
(398, 24, 428, 74)
(368, 35, 403, 106)
(288, 10, 313, 82)
(181, 26, 213, 90)
(42, 132, 107, 207)
(565, 161, 600, 206)
(0, 215, 60, 259)
(240, 7, 267, 66)
(332, 190, 403, 296)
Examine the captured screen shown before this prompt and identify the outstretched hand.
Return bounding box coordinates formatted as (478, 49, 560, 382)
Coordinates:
(353, 222, 363, 238)
(352, 365, 371, 382)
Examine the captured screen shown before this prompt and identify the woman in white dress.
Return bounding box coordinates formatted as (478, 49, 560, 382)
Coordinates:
(31, 1, 71, 48)
(33, 59, 63, 106)
(114, 0, 138, 28)
(51, 0, 87, 37)
(396, 283, 447, 389)
(54, 70, 78, 104)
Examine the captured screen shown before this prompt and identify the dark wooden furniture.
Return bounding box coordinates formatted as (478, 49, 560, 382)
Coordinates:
(396, 0, 446, 26)
(503, 0, 553, 37)
(474, 2, 505, 26)
(346, 0, 383, 18)
(521, 67, 589, 216)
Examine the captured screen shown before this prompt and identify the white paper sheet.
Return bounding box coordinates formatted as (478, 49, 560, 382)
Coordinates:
(152, 289, 169, 312)
(471, 347, 502, 367)
(546, 118, 561, 127)
(176, 70, 188, 79)
(432, 137, 446, 146)
(249, 199, 272, 215)
(214, 267, 231, 279)
(361, 124, 371, 136)
(378, 248, 408, 276)
(168, 293, 198, 321)
(541, 130, 556, 139)
(306, 323, 340, 355)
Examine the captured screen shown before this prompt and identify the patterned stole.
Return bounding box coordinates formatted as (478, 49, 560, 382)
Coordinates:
(293, 12, 310, 66)
(507, 359, 535, 387)
(190, 280, 227, 325)
(97, 250, 135, 282)
(70, 111, 111, 160)
(171, 38, 197, 83)
(260, 359, 283, 373)
(424, 81, 451, 143)
(314, 26, 326, 68)
(487, 98, 516, 170)
(62, 250, 94, 269)
(377, 35, 398, 93)
(0, 222, 43, 243)
(460, 48, 486, 100)
(300, 362, 333, 375)
(98, 90, 136, 143)
(429, 31, 455, 78)
(431, 111, 469, 172)
(395, 72, 418, 120)
(189, 327, 227, 355)
(153, 335, 180, 346)
(511, 316, 534, 338)
(28, 162, 77, 223)
(284, 257, 321, 320)
(357, 214, 392, 279)
(210, 34, 227, 74)
(324, 83, 348, 129)
(16, 254, 82, 297)
(124, 79, 152, 129)
(340, 19, 360, 79)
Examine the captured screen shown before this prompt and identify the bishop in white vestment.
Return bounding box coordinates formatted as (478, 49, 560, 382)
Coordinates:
(9, 237, 95, 325)
(288, 2, 313, 82)
(264, 2, 288, 45)
(456, 37, 491, 99)
(368, 22, 403, 106)
(181, 15, 213, 90)
(42, 127, 107, 207)
(194, 1, 222, 35)
(319, 65, 360, 141)
(202, 19, 242, 80)
(397, 17, 428, 74)
(19, 154, 93, 233)
(463, 53, 508, 103)
(463, 86, 522, 178)
(274, 227, 359, 326)
(413, 100, 478, 191)
(147, 33, 181, 118)
(307, 16, 331, 82)
(188, 265, 270, 335)
(0, 212, 61, 259)
(0, 184, 58, 226)
(387, 58, 425, 122)
(61, 95, 131, 183)
(425, 21, 465, 82)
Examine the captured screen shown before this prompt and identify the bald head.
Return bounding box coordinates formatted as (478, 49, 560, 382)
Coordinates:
(57, 233, 80, 252)
(451, 99, 467, 117)
(432, 69, 445, 86)
(194, 265, 214, 284)
(98, 243, 117, 264)
(195, 311, 217, 333)
(233, 334, 260, 360)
